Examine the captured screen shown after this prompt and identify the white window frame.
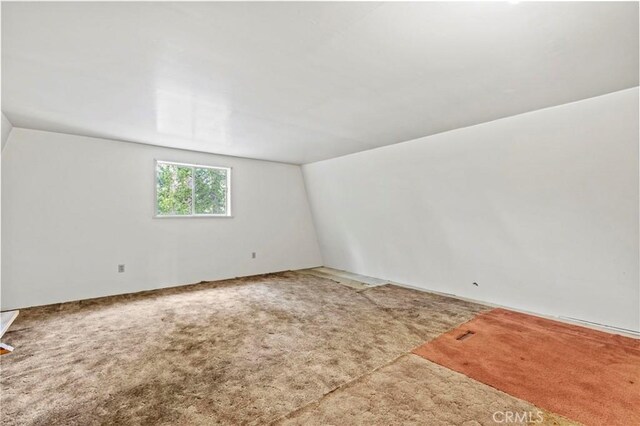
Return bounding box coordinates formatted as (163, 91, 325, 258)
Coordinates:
(154, 160, 232, 218)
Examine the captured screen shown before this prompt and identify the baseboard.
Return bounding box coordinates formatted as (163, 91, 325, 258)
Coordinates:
(1, 268, 313, 312)
(383, 280, 640, 339)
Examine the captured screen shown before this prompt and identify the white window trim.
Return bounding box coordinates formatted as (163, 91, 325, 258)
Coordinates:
(154, 160, 232, 218)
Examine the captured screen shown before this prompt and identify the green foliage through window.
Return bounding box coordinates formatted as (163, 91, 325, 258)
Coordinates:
(156, 162, 229, 216)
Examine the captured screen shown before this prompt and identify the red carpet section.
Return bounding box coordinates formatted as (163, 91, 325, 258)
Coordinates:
(413, 308, 640, 426)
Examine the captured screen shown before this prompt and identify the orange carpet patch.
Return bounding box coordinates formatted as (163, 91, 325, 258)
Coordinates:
(413, 308, 640, 426)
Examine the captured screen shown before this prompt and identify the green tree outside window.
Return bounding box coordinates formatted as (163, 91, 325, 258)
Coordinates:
(156, 162, 229, 216)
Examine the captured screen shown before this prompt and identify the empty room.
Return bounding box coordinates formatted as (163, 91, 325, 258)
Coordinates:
(0, 1, 638, 425)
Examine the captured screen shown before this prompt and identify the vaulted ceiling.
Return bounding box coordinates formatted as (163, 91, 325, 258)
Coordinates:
(2, 2, 638, 164)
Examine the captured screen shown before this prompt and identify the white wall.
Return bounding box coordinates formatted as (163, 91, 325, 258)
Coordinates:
(2, 128, 322, 309)
(0, 113, 12, 310)
(304, 88, 639, 333)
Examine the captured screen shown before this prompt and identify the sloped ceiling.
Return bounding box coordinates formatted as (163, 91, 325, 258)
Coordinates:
(2, 2, 638, 164)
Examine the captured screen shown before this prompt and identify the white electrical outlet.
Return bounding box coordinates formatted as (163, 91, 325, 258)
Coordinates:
(252, 252, 256, 259)
(118, 264, 125, 273)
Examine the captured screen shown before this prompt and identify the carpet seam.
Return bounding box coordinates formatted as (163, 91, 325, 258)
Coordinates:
(269, 276, 486, 425)
(267, 276, 427, 425)
(268, 352, 412, 425)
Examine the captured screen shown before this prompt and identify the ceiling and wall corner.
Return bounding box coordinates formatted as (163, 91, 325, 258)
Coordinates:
(1, 128, 323, 310)
(1, 113, 12, 152)
(0, 2, 638, 324)
(302, 88, 639, 332)
(1, 1, 638, 164)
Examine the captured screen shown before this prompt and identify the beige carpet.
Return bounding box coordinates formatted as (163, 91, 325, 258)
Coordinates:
(278, 354, 574, 426)
(0, 271, 572, 425)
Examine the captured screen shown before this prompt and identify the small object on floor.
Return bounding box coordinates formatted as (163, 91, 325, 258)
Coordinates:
(0, 342, 15, 355)
(456, 330, 475, 341)
(298, 267, 387, 291)
(1, 310, 20, 355)
(1, 310, 19, 338)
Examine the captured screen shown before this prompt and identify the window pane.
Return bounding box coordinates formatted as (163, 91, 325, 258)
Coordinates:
(194, 167, 227, 215)
(156, 163, 193, 215)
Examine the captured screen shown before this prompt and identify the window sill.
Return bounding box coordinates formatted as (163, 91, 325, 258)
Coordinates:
(153, 215, 233, 219)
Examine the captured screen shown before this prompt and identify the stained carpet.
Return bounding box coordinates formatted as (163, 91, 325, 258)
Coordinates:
(1, 272, 582, 425)
(277, 354, 575, 426)
(413, 308, 640, 426)
(0, 272, 489, 425)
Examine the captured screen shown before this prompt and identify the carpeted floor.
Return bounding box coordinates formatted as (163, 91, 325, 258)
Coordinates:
(278, 354, 572, 426)
(414, 308, 640, 426)
(1, 271, 574, 425)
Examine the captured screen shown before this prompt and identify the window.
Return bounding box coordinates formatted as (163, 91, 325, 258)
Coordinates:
(155, 161, 231, 217)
